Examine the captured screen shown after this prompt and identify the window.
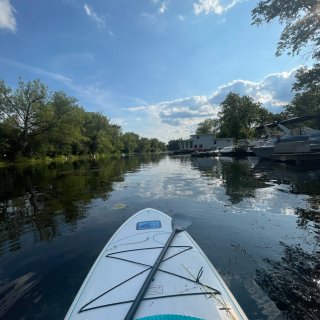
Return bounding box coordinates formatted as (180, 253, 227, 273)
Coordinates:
(136, 220, 161, 230)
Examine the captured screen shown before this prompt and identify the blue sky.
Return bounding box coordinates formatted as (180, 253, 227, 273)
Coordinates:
(0, 0, 309, 141)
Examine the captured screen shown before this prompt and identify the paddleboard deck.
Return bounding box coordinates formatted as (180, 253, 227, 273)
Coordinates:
(65, 208, 248, 320)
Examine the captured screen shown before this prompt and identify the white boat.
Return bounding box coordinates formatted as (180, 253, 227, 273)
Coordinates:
(219, 146, 235, 155)
(65, 208, 248, 320)
(252, 116, 320, 158)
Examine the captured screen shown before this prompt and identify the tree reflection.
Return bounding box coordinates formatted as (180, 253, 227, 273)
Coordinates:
(256, 242, 320, 319)
(191, 157, 268, 204)
(254, 160, 320, 237)
(0, 155, 164, 255)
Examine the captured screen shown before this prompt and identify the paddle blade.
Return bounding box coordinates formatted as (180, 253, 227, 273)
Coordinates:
(172, 214, 192, 231)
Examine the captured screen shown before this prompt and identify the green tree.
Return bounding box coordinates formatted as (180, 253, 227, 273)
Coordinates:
(121, 132, 140, 154)
(218, 93, 263, 140)
(167, 139, 180, 151)
(0, 79, 167, 161)
(285, 64, 320, 126)
(83, 112, 113, 154)
(0, 79, 50, 155)
(138, 138, 151, 153)
(252, 0, 320, 60)
(43, 99, 88, 156)
(196, 118, 220, 135)
(0, 80, 75, 158)
(293, 64, 320, 92)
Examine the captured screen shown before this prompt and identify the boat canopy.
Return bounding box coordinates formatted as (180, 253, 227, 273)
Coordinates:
(255, 114, 320, 131)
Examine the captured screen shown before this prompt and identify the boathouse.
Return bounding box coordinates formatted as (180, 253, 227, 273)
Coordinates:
(179, 134, 234, 150)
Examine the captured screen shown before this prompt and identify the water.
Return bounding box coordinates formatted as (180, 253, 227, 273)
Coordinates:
(0, 155, 319, 319)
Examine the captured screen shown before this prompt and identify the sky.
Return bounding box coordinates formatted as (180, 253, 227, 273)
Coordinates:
(0, 0, 311, 142)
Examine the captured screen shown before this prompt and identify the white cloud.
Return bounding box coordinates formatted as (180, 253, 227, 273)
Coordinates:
(0, 0, 17, 33)
(125, 68, 298, 141)
(194, 0, 244, 15)
(178, 14, 185, 21)
(83, 3, 105, 28)
(208, 69, 297, 109)
(158, 1, 169, 14)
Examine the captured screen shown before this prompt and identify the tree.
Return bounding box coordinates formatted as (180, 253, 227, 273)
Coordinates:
(0, 79, 49, 154)
(122, 132, 140, 154)
(167, 139, 180, 151)
(285, 64, 320, 126)
(138, 138, 151, 153)
(293, 64, 320, 92)
(0, 80, 73, 157)
(0, 79, 167, 161)
(196, 118, 220, 135)
(286, 90, 320, 117)
(218, 93, 264, 140)
(252, 0, 320, 60)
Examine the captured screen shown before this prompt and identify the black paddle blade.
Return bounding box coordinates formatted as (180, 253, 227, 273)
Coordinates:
(172, 214, 192, 231)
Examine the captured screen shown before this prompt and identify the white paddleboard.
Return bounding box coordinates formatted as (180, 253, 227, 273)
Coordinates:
(65, 208, 248, 320)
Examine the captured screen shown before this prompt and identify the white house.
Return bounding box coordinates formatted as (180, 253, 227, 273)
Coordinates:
(179, 134, 234, 150)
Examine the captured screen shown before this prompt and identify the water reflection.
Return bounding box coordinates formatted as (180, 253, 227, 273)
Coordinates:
(0, 155, 320, 319)
(0, 155, 164, 254)
(191, 156, 269, 204)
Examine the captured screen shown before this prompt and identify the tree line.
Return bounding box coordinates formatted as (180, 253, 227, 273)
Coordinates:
(0, 79, 166, 161)
(168, 0, 320, 150)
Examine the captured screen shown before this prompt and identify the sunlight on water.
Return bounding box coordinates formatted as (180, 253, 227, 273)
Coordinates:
(0, 155, 319, 319)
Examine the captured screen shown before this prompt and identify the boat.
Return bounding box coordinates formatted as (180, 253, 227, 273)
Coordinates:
(191, 149, 216, 157)
(252, 115, 320, 159)
(65, 208, 248, 320)
(218, 145, 250, 157)
(218, 146, 235, 156)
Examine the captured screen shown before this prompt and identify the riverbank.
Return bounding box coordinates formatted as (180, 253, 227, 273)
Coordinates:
(0, 153, 120, 167)
(0, 151, 168, 167)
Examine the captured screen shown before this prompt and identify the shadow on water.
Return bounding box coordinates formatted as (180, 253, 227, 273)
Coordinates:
(256, 242, 320, 319)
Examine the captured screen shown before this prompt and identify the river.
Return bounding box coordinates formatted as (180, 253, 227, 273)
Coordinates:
(0, 155, 319, 319)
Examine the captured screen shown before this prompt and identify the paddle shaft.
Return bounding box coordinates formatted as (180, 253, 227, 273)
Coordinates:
(124, 228, 179, 320)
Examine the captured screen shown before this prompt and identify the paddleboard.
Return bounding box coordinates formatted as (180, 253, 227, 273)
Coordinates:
(65, 208, 248, 320)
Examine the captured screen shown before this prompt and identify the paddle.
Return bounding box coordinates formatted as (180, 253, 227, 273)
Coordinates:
(124, 214, 192, 320)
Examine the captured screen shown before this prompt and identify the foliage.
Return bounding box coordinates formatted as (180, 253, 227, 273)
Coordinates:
(285, 65, 320, 128)
(167, 139, 181, 151)
(196, 118, 220, 135)
(252, 0, 320, 60)
(293, 64, 320, 92)
(217, 93, 270, 140)
(0, 79, 166, 161)
(193, 93, 279, 141)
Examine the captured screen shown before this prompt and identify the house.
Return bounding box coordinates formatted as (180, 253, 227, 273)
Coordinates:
(180, 134, 234, 150)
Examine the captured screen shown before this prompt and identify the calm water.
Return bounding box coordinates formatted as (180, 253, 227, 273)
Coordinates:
(0, 155, 320, 319)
